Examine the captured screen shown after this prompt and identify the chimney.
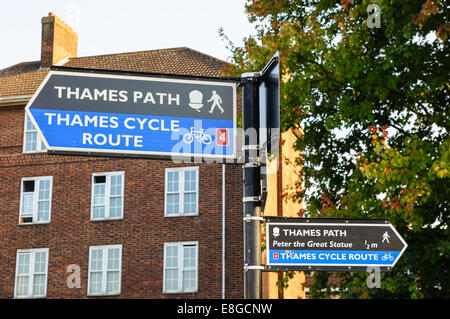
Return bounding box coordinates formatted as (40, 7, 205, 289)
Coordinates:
(40, 12, 78, 68)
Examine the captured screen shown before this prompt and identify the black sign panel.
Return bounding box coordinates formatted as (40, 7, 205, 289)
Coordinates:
(31, 73, 235, 120)
(259, 52, 280, 210)
(259, 51, 280, 158)
(265, 218, 407, 272)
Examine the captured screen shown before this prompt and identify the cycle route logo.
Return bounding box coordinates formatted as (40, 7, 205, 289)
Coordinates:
(184, 90, 229, 146)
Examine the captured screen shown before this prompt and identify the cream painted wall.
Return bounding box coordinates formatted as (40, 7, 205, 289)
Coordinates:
(262, 127, 305, 299)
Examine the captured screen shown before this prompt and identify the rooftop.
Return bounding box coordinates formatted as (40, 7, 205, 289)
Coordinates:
(0, 47, 231, 99)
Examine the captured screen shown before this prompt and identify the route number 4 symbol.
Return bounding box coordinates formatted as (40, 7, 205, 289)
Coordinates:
(216, 129, 229, 146)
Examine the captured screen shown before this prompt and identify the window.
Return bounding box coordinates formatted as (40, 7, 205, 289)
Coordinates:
(14, 248, 49, 298)
(165, 167, 199, 216)
(163, 242, 198, 293)
(87, 245, 122, 296)
(19, 176, 53, 224)
(91, 171, 124, 220)
(23, 113, 46, 153)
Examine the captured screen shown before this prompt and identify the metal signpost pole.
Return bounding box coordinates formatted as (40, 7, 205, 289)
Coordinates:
(241, 72, 263, 299)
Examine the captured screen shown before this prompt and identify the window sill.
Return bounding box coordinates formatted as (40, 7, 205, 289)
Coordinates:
(87, 292, 121, 297)
(14, 295, 47, 299)
(90, 217, 124, 222)
(164, 213, 199, 218)
(22, 150, 47, 154)
(163, 290, 198, 294)
(18, 221, 51, 226)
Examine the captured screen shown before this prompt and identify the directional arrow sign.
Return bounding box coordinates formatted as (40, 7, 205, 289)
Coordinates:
(25, 70, 237, 160)
(265, 218, 407, 272)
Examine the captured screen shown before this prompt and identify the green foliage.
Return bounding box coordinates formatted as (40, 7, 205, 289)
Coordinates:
(224, 0, 449, 298)
(276, 271, 296, 292)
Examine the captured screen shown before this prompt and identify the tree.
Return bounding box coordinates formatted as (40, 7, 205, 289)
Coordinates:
(223, 0, 449, 298)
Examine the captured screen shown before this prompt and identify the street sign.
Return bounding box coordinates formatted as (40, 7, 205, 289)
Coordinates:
(25, 70, 237, 160)
(265, 217, 407, 272)
(258, 52, 280, 210)
(259, 51, 280, 159)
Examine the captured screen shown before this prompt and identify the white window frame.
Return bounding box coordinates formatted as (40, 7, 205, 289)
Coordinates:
(14, 248, 49, 299)
(163, 241, 198, 294)
(90, 171, 125, 221)
(87, 244, 122, 296)
(164, 167, 199, 217)
(18, 176, 53, 225)
(23, 113, 46, 153)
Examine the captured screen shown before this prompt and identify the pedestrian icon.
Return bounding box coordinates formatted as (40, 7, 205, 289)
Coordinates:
(382, 231, 390, 244)
(208, 90, 224, 114)
(188, 90, 204, 112)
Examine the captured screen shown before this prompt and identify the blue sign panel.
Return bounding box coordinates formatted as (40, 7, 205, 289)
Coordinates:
(268, 250, 401, 265)
(25, 71, 237, 160)
(265, 218, 407, 272)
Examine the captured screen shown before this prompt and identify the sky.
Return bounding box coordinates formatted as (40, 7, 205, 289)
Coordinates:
(0, 0, 257, 70)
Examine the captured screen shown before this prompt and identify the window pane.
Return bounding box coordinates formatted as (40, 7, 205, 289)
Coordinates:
(183, 270, 196, 291)
(90, 249, 103, 271)
(25, 132, 37, 152)
(106, 271, 120, 293)
(25, 115, 35, 131)
(16, 276, 29, 296)
(21, 193, 34, 216)
(89, 272, 103, 294)
(93, 184, 106, 205)
(37, 201, 50, 222)
(166, 194, 179, 215)
(167, 171, 179, 192)
(38, 179, 51, 200)
(33, 274, 46, 296)
(109, 197, 122, 218)
(165, 269, 178, 291)
(184, 170, 197, 192)
(107, 248, 120, 270)
(34, 251, 47, 273)
(17, 253, 30, 275)
(93, 206, 105, 219)
(110, 175, 122, 196)
(183, 193, 197, 214)
(183, 246, 196, 268)
(94, 175, 106, 184)
(23, 180, 35, 192)
(165, 245, 178, 267)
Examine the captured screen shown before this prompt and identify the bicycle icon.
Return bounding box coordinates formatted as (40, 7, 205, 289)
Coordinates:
(183, 127, 212, 145)
(381, 253, 395, 262)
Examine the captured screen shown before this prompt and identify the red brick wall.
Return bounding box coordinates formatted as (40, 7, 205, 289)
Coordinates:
(0, 106, 243, 298)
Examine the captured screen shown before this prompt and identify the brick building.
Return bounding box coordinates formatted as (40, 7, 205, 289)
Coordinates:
(0, 13, 244, 299)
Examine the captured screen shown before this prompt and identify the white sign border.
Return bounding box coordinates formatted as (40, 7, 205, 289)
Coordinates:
(265, 222, 408, 269)
(24, 70, 238, 160)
